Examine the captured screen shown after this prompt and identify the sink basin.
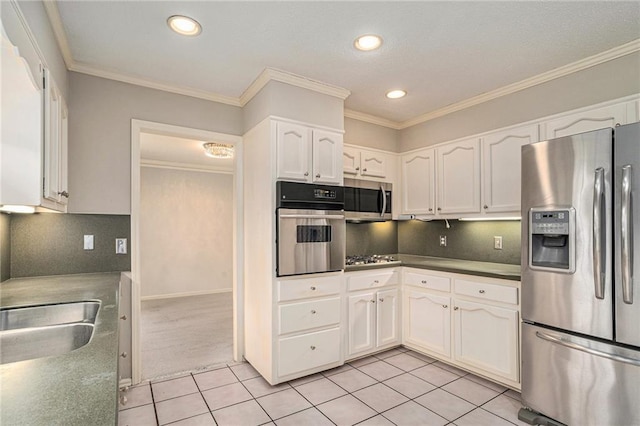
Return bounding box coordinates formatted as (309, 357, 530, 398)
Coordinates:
(0, 323, 95, 364)
(0, 301, 99, 331)
(0, 301, 100, 364)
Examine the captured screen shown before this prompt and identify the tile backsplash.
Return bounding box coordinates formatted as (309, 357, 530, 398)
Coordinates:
(6, 212, 131, 279)
(346, 221, 398, 256)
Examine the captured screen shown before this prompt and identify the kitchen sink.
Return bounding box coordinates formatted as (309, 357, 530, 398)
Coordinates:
(0, 301, 100, 364)
(0, 301, 100, 331)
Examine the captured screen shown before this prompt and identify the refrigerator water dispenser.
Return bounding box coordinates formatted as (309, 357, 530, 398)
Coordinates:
(529, 208, 575, 273)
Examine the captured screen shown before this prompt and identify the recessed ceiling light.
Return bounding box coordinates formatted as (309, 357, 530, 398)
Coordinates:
(386, 89, 407, 99)
(354, 34, 383, 51)
(167, 15, 202, 36)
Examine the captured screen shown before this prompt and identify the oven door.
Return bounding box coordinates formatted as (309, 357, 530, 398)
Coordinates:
(277, 208, 345, 277)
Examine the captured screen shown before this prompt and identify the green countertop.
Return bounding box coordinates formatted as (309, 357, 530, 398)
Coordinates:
(345, 254, 521, 281)
(0, 273, 121, 426)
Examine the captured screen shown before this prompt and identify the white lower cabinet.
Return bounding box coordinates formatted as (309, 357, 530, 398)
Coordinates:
(403, 289, 451, 358)
(278, 328, 341, 377)
(346, 269, 400, 359)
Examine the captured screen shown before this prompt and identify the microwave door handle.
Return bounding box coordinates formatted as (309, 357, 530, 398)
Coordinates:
(621, 165, 633, 304)
(380, 184, 386, 218)
(279, 214, 345, 220)
(593, 167, 605, 300)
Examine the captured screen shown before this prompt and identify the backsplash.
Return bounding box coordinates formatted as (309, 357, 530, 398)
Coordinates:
(346, 221, 398, 256)
(6, 213, 131, 279)
(398, 219, 521, 264)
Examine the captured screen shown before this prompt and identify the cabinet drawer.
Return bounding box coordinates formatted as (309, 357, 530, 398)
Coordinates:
(404, 271, 451, 292)
(278, 328, 341, 377)
(278, 297, 341, 335)
(347, 270, 399, 292)
(277, 275, 341, 302)
(455, 279, 518, 305)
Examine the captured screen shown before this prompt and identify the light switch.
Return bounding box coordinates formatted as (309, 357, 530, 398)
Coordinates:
(84, 235, 94, 250)
(116, 238, 127, 254)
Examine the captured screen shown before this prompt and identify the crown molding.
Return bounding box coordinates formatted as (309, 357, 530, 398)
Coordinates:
(41, 0, 74, 69)
(69, 62, 242, 106)
(398, 38, 640, 129)
(240, 67, 351, 106)
(344, 109, 401, 130)
(140, 159, 234, 174)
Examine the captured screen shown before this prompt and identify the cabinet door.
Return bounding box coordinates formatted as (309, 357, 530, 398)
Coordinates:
(43, 69, 62, 203)
(361, 150, 387, 178)
(58, 97, 69, 205)
(376, 288, 400, 347)
(541, 101, 636, 140)
(312, 130, 342, 185)
(401, 149, 436, 215)
(481, 125, 537, 213)
(343, 146, 360, 176)
(437, 139, 480, 214)
(348, 292, 376, 357)
(453, 299, 519, 382)
(403, 289, 451, 358)
(276, 122, 311, 182)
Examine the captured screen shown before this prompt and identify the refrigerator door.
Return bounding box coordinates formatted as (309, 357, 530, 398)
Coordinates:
(521, 323, 640, 426)
(615, 122, 640, 347)
(521, 128, 613, 339)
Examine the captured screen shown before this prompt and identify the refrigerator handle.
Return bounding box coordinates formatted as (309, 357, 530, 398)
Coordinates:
(380, 184, 387, 218)
(621, 165, 634, 304)
(593, 167, 606, 300)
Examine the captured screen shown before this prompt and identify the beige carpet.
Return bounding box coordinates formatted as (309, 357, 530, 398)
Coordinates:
(141, 292, 233, 380)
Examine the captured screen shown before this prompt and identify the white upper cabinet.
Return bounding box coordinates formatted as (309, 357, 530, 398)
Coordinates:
(343, 145, 390, 180)
(541, 100, 638, 140)
(276, 121, 342, 185)
(401, 149, 436, 215)
(481, 124, 538, 214)
(43, 69, 69, 207)
(436, 138, 481, 215)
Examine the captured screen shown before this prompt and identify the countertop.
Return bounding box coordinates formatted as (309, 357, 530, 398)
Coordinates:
(0, 273, 121, 426)
(345, 254, 521, 281)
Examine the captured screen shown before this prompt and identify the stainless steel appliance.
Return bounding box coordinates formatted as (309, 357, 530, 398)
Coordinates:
(276, 181, 345, 277)
(344, 178, 392, 221)
(519, 123, 640, 426)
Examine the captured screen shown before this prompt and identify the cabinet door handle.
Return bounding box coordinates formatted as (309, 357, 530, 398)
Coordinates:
(310, 345, 316, 350)
(373, 280, 379, 284)
(370, 299, 376, 304)
(311, 310, 316, 314)
(316, 174, 321, 178)
(483, 205, 488, 209)
(442, 304, 448, 308)
(428, 208, 433, 212)
(58, 191, 69, 198)
(121, 352, 128, 358)
(355, 167, 360, 171)
(363, 168, 367, 172)
(379, 298, 384, 303)
(304, 172, 309, 176)
(120, 315, 127, 320)
(421, 280, 427, 284)
(479, 290, 485, 294)
(437, 207, 442, 211)
(310, 286, 316, 291)
(454, 307, 459, 311)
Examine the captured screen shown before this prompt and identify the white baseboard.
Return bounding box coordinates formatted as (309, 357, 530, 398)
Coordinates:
(141, 288, 232, 301)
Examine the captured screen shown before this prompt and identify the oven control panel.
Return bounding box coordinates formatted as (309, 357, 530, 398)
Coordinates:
(314, 189, 337, 199)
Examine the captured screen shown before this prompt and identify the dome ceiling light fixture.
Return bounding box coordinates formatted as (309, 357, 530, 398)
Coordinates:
(386, 89, 407, 99)
(167, 15, 202, 36)
(354, 34, 383, 51)
(203, 142, 234, 159)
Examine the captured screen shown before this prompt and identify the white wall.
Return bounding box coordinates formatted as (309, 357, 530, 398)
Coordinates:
(68, 72, 243, 214)
(139, 166, 233, 299)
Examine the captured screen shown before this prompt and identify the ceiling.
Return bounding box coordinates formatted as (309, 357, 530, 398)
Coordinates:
(140, 133, 235, 171)
(52, 1, 640, 126)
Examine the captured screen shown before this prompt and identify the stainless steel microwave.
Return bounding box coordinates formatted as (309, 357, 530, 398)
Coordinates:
(344, 178, 392, 222)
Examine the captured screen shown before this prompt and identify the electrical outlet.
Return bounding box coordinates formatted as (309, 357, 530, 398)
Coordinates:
(439, 235, 447, 247)
(83, 235, 94, 250)
(116, 238, 127, 254)
(494, 236, 503, 250)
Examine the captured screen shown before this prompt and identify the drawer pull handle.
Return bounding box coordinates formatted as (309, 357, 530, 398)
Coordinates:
(442, 304, 448, 308)
(454, 307, 459, 311)
(379, 298, 384, 303)
(311, 310, 316, 314)
(310, 286, 316, 291)
(355, 167, 360, 171)
(373, 280, 379, 284)
(421, 280, 427, 284)
(479, 290, 485, 294)
(316, 174, 321, 178)
(304, 172, 309, 176)
(363, 168, 368, 172)
(310, 346, 316, 350)
(120, 315, 127, 320)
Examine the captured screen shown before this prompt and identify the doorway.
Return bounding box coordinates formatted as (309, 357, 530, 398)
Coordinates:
(131, 120, 243, 383)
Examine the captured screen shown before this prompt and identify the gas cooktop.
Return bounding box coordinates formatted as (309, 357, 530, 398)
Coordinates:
(345, 254, 400, 266)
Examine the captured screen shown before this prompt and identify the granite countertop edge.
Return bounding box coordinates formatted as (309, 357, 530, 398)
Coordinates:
(345, 254, 521, 281)
(0, 272, 122, 426)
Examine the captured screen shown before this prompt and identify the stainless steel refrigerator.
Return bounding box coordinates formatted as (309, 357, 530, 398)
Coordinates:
(520, 123, 640, 426)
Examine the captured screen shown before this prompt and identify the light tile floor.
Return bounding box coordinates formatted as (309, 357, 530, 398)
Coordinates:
(119, 347, 529, 426)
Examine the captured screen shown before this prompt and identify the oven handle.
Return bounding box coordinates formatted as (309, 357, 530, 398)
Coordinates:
(279, 214, 345, 220)
(380, 184, 387, 218)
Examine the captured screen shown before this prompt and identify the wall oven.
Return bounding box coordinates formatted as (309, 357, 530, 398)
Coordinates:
(344, 178, 392, 221)
(276, 181, 345, 277)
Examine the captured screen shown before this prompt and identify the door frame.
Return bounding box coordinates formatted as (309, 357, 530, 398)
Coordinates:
(131, 119, 244, 384)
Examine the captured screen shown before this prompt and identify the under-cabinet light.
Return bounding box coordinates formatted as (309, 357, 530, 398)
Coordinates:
(458, 217, 521, 221)
(0, 205, 36, 214)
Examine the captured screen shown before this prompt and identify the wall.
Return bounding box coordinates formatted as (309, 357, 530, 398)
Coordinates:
(68, 72, 244, 215)
(346, 222, 398, 256)
(243, 80, 344, 131)
(9, 213, 131, 278)
(0, 213, 10, 282)
(398, 220, 521, 265)
(344, 118, 399, 152)
(399, 52, 640, 151)
(139, 166, 233, 299)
